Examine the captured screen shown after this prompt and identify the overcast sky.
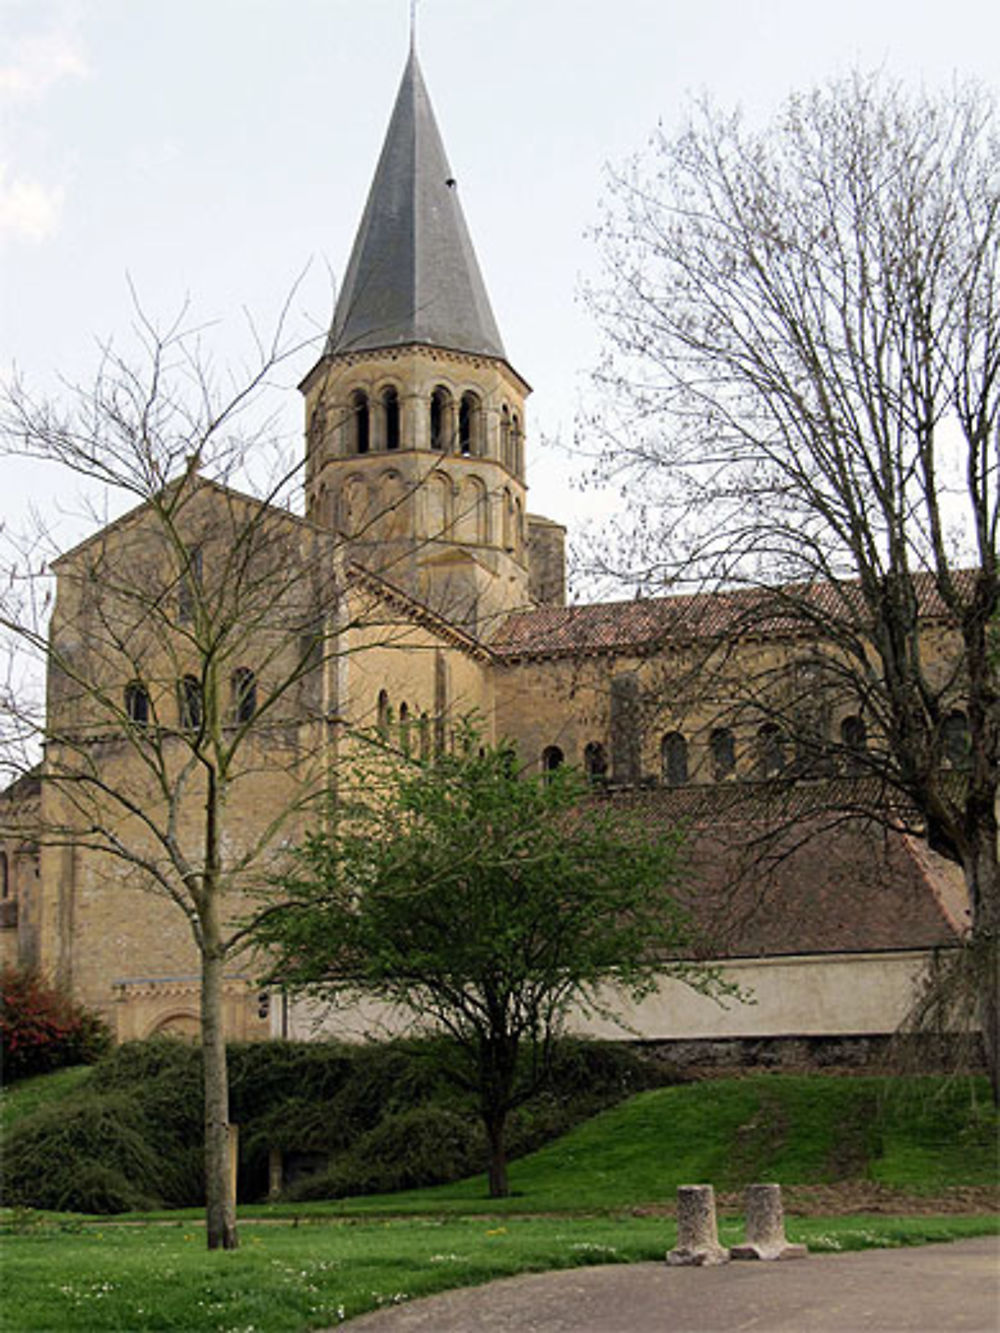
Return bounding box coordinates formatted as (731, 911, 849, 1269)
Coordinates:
(2, 0, 999, 558)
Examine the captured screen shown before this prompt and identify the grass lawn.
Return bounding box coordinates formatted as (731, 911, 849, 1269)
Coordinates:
(2, 1071, 996, 1328)
(1, 1212, 997, 1332)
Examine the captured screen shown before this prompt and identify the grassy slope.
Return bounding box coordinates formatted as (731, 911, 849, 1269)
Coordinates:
(268, 1074, 998, 1218)
(0, 1066, 93, 1138)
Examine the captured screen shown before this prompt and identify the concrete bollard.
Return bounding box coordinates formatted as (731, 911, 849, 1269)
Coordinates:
(666, 1185, 730, 1266)
(730, 1183, 807, 1261)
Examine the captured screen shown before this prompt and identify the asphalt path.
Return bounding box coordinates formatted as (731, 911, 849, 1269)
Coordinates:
(345, 1236, 1000, 1332)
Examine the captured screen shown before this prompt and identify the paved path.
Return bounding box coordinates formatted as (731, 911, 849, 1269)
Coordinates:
(347, 1237, 1000, 1332)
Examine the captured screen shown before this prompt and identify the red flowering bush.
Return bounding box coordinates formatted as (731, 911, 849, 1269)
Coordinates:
(0, 966, 111, 1082)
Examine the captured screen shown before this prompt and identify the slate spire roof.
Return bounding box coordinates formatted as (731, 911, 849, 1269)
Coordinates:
(327, 47, 506, 361)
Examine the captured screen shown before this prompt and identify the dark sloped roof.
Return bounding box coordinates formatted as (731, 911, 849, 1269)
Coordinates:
(596, 787, 965, 959)
(492, 571, 975, 659)
(327, 48, 505, 361)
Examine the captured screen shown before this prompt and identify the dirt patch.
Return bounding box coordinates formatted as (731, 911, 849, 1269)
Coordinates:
(631, 1183, 999, 1217)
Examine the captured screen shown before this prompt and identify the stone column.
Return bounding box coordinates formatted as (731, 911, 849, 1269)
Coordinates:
(268, 1148, 283, 1202)
(730, 1183, 807, 1260)
(666, 1185, 730, 1266)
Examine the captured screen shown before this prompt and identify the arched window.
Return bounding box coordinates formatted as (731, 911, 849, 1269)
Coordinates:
(459, 392, 480, 456)
(430, 387, 451, 451)
(511, 413, 522, 475)
(125, 681, 150, 727)
(661, 732, 688, 786)
(841, 715, 867, 772)
(710, 727, 736, 780)
(757, 722, 785, 778)
(399, 701, 410, 754)
(377, 688, 390, 737)
(179, 675, 203, 731)
(542, 745, 564, 777)
(351, 390, 370, 455)
(0, 851, 8, 901)
(583, 741, 608, 786)
(231, 668, 256, 724)
(942, 709, 970, 769)
(177, 546, 202, 624)
(382, 387, 400, 451)
(500, 404, 511, 468)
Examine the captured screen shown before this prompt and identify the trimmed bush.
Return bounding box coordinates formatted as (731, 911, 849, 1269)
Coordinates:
(0, 967, 111, 1082)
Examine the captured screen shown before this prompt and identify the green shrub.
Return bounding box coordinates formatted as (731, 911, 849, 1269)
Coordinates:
(0, 967, 111, 1082)
(285, 1106, 483, 1201)
(1, 1091, 163, 1213)
(3, 1035, 664, 1212)
(89, 1035, 201, 1091)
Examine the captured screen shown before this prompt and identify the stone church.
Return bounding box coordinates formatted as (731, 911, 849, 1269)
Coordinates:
(0, 49, 968, 1058)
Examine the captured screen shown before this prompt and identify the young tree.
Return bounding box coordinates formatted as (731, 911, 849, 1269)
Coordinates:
(253, 736, 709, 1198)
(585, 74, 999, 1093)
(0, 307, 414, 1247)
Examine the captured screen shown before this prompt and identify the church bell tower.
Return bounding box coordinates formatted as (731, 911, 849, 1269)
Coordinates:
(300, 46, 541, 636)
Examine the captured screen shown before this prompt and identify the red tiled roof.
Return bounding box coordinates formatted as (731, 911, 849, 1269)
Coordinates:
(491, 570, 978, 659)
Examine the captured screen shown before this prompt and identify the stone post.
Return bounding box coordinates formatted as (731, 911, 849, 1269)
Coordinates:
(227, 1123, 239, 1209)
(730, 1183, 807, 1260)
(268, 1148, 283, 1201)
(666, 1185, 730, 1266)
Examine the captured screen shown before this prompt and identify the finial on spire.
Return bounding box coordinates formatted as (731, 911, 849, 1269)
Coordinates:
(410, 0, 418, 51)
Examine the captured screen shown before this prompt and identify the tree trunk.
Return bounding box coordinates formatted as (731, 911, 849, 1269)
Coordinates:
(968, 834, 1000, 1106)
(485, 1112, 509, 1199)
(201, 904, 238, 1250)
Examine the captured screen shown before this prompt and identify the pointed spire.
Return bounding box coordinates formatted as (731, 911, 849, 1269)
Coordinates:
(327, 48, 506, 361)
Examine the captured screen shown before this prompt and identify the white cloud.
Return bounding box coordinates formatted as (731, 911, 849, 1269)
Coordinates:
(0, 164, 63, 241)
(0, 28, 88, 100)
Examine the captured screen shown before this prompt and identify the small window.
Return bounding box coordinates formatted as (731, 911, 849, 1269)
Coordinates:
(710, 727, 736, 780)
(399, 701, 410, 754)
(377, 689, 390, 737)
(757, 722, 785, 778)
(177, 547, 202, 624)
(542, 745, 564, 776)
(661, 732, 688, 786)
(430, 387, 450, 451)
(231, 668, 256, 724)
(125, 681, 150, 727)
(0, 851, 8, 901)
(383, 387, 400, 451)
(500, 405, 511, 469)
(942, 709, 970, 769)
(841, 715, 867, 772)
(459, 392, 480, 456)
(583, 741, 608, 786)
(511, 413, 522, 474)
(179, 675, 203, 731)
(351, 390, 370, 455)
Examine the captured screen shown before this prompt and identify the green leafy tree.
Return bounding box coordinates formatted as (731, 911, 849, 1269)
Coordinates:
(255, 738, 708, 1197)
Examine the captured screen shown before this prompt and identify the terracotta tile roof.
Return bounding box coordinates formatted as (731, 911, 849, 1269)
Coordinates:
(491, 570, 977, 660)
(592, 786, 964, 959)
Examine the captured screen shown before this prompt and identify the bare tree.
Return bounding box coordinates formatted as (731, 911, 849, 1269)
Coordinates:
(0, 304, 441, 1247)
(585, 74, 999, 1094)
